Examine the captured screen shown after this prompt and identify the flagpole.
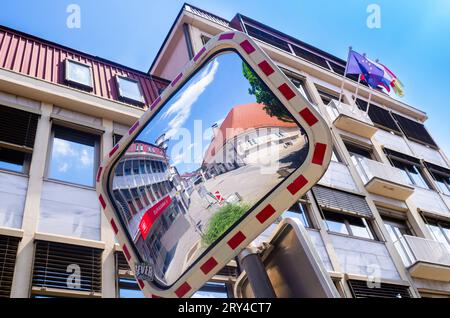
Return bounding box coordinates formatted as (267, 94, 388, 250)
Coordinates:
(365, 58, 379, 114)
(338, 46, 352, 106)
(353, 74, 362, 102)
(352, 53, 367, 103)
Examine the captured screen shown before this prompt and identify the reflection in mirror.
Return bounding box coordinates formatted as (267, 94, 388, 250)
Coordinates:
(108, 51, 309, 287)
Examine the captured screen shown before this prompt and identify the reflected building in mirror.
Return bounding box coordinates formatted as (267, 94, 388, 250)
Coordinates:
(112, 141, 189, 281)
(202, 103, 308, 179)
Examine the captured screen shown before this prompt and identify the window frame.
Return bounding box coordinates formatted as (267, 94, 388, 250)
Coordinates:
(388, 157, 431, 189)
(64, 59, 94, 90)
(281, 69, 313, 103)
(322, 209, 377, 241)
(115, 75, 145, 105)
(282, 199, 314, 229)
(428, 169, 450, 196)
(344, 141, 374, 161)
(45, 124, 100, 188)
(422, 216, 450, 247)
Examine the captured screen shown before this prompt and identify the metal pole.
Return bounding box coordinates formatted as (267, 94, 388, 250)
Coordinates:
(353, 73, 362, 102)
(338, 46, 352, 106)
(237, 246, 276, 298)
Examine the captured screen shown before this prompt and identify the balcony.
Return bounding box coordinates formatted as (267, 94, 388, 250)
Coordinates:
(410, 188, 450, 219)
(394, 235, 450, 282)
(327, 100, 377, 139)
(353, 157, 414, 200)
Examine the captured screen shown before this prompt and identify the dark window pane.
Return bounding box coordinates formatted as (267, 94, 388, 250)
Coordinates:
(391, 113, 437, 147)
(345, 143, 373, 159)
(0, 147, 26, 173)
(292, 45, 330, 69)
(245, 24, 291, 52)
(323, 211, 349, 235)
(355, 99, 401, 133)
(0, 105, 39, 148)
(283, 202, 311, 228)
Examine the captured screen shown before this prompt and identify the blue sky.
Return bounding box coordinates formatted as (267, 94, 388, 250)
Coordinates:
(1, 0, 450, 155)
(138, 52, 256, 174)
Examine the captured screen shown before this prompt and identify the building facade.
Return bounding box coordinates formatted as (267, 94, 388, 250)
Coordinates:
(0, 23, 235, 298)
(149, 4, 450, 298)
(0, 3, 449, 298)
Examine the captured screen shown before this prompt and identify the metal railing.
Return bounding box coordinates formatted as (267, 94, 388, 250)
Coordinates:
(351, 156, 410, 186)
(326, 100, 373, 125)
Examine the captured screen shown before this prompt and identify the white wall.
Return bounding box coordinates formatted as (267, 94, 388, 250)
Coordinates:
(159, 33, 190, 81)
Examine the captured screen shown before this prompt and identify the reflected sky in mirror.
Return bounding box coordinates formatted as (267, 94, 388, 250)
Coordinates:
(109, 51, 309, 287)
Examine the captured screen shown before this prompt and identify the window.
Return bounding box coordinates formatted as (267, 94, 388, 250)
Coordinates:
(118, 277, 144, 298)
(0, 235, 20, 298)
(124, 160, 132, 175)
(113, 134, 123, 145)
(382, 216, 413, 242)
(0, 106, 38, 174)
(48, 126, 99, 187)
(322, 210, 375, 240)
(316, 88, 340, 105)
(431, 172, 450, 196)
(200, 35, 211, 45)
(291, 45, 330, 69)
(192, 281, 231, 298)
(64, 59, 93, 89)
(312, 186, 373, 219)
(244, 23, 291, 53)
(116, 75, 144, 105)
(390, 158, 430, 189)
(355, 99, 401, 133)
(0, 147, 30, 173)
(348, 279, 411, 298)
(391, 113, 437, 148)
(423, 217, 450, 248)
(425, 162, 450, 196)
(247, 139, 257, 146)
(282, 201, 312, 228)
(32, 241, 102, 295)
(115, 162, 124, 176)
(345, 142, 373, 160)
(284, 73, 313, 102)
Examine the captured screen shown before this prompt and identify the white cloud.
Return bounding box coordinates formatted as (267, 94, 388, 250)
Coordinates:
(162, 60, 219, 139)
(53, 138, 76, 157)
(80, 149, 93, 166)
(171, 154, 184, 166)
(58, 162, 69, 172)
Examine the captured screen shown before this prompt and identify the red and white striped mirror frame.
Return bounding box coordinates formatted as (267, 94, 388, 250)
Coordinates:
(96, 31, 332, 298)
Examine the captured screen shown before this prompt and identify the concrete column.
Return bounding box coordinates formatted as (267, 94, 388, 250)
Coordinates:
(10, 102, 53, 298)
(100, 119, 117, 298)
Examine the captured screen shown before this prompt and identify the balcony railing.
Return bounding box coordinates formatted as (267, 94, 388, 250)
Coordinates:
(352, 156, 414, 200)
(326, 100, 377, 138)
(394, 235, 450, 268)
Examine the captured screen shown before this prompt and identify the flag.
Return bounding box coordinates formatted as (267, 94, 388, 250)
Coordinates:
(346, 50, 404, 97)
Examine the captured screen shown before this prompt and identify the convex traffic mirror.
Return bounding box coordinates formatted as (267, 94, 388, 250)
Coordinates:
(97, 32, 332, 298)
